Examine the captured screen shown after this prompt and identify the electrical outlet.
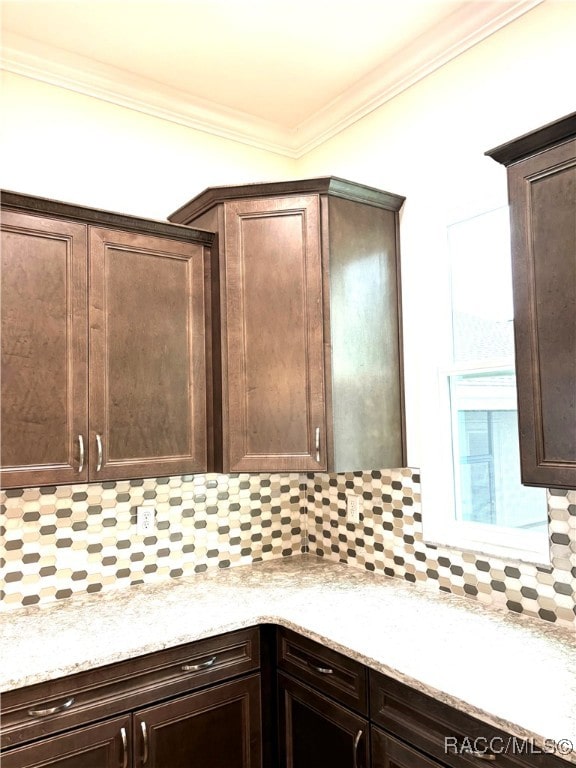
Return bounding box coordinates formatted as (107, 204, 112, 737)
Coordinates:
(137, 506, 155, 535)
(346, 493, 362, 524)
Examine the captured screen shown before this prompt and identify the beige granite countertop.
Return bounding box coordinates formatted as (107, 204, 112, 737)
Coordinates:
(1, 555, 575, 763)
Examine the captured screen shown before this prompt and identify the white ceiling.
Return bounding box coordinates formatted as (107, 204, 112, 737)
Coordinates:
(1, 0, 542, 157)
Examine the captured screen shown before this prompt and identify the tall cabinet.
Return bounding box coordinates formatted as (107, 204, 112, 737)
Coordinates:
(1, 192, 214, 488)
(486, 112, 576, 489)
(170, 177, 405, 474)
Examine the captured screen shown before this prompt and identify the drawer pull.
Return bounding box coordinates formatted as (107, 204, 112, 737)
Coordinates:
(141, 721, 149, 765)
(27, 696, 75, 717)
(182, 655, 217, 672)
(353, 729, 363, 768)
(308, 661, 334, 675)
(120, 726, 128, 768)
(470, 752, 497, 762)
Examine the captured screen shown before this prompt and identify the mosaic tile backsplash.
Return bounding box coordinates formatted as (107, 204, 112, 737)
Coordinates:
(2, 469, 575, 629)
(306, 469, 576, 629)
(1, 473, 304, 608)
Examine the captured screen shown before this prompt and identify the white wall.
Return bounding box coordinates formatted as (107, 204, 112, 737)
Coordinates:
(1, 0, 575, 473)
(0, 72, 295, 219)
(297, 0, 576, 481)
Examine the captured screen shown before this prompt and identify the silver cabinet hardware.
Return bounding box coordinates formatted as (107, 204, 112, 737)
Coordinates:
(182, 655, 217, 672)
(120, 727, 128, 768)
(315, 427, 320, 462)
(470, 752, 497, 762)
(307, 661, 334, 675)
(353, 729, 363, 768)
(141, 721, 149, 765)
(77, 434, 84, 473)
(27, 696, 75, 717)
(95, 433, 103, 472)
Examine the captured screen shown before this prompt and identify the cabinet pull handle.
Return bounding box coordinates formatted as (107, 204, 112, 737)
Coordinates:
(182, 655, 217, 672)
(315, 426, 320, 462)
(120, 726, 128, 768)
(27, 696, 75, 717)
(78, 434, 85, 473)
(307, 661, 334, 675)
(96, 433, 103, 472)
(470, 752, 497, 762)
(141, 721, 149, 765)
(353, 729, 363, 768)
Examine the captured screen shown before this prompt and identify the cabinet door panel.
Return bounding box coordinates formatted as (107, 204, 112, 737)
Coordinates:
(278, 673, 368, 768)
(508, 138, 576, 487)
(1, 715, 130, 768)
(223, 196, 326, 472)
(89, 227, 209, 480)
(133, 674, 261, 768)
(0, 210, 88, 488)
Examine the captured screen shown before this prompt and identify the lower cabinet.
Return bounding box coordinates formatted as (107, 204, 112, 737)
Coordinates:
(133, 675, 261, 768)
(1, 716, 131, 768)
(278, 673, 368, 768)
(372, 728, 444, 768)
(1, 629, 261, 768)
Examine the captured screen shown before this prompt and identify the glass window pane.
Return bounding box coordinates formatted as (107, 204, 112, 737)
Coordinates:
(448, 207, 514, 363)
(450, 371, 547, 531)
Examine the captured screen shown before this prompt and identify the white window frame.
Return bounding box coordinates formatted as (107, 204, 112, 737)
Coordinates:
(417, 207, 551, 566)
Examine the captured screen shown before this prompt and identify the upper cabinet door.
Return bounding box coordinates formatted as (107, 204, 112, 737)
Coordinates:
(222, 195, 326, 472)
(507, 136, 576, 488)
(88, 227, 209, 481)
(0, 210, 88, 488)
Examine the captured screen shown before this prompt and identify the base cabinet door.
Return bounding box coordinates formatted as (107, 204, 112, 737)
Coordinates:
(133, 675, 261, 768)
(372, 728, 445, 768)
(1, 715, 130, 768)
(278, 673, 368, 768)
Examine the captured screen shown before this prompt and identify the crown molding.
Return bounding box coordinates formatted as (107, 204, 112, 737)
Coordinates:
(294, 0, 544, 156)
(1, 0, 543, 159)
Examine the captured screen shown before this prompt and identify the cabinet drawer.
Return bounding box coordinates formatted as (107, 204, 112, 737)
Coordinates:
(370, 670, 567, 768)
(372, 726, 445, 767)
(1, 627, 259, 750)
(277, 628, 367, 715)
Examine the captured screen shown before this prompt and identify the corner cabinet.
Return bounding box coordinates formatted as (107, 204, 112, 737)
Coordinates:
(486, 112, 576, 489)
(169, 177, 406, 473)
(0, 192, 214, 488)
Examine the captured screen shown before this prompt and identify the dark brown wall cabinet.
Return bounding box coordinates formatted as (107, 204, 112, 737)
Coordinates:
(0, 192, 214, 489)
(170, 177, 406, 473)
(1, 628, 262, 768)
(486, 112, 576, 489)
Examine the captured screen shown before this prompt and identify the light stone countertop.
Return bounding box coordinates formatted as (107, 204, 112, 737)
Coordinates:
(1, 555, 575, 763)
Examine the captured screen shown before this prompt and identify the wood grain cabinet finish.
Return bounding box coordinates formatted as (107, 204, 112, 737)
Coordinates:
(133, 675, 261, 768)
(0, 191, 214, 488)
(486, 112, 576, 488)
(278, 673, 368, 768)
(1, 628, 261, 768)
(169, 177, 406, 473)
(372, 728, 444, 768)
(0, 715, 131, 768)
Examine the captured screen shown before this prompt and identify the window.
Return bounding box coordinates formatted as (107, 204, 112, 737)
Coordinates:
(421, 206, 549, 562)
